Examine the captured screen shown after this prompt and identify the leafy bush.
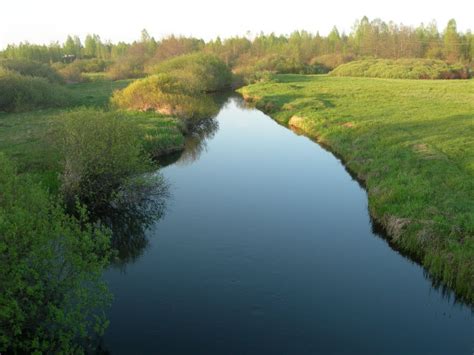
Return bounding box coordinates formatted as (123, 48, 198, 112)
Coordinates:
(0, 153, 111, 353)
(233, 54, 330, 85)
(0, 58, 64, 83)
(0, 68, 72, 112)
(52, 62, 84, 83)
(112, 53, 230, 118)
(72, 59, 111, 73)
(111, 73, 219, 119)
(310, 54, 355, 71)
(107, 57, 145, 80)
(233, 67, 275, 85)
(55, 109, 153, 213)
(146, 52, 233, 92)
(52, 59, 112, 83)
(330, 58, 471, 79)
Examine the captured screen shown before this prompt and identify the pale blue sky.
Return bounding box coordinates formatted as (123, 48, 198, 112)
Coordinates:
(1, 0, 472, 48)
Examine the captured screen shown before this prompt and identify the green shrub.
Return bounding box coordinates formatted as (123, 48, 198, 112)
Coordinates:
(107, 56, 146, 80)
(52, 59, 112, 83)
(146, 52, 233, 92)
(0, 153, 111, 353)
(111, 73, 219, 119)
(52, 62, 85, 83)
(0, 58, 64, 83)
(73, 59, 111, 73)
(0, 68, 72, 112)
(310, 54, 354, 71)
(233, 54, 330, 84)
(330, 58, 471, 79)
(54, 109, 153, 213)
(233, 67, 275, 85)
(111, 53, 230, 118)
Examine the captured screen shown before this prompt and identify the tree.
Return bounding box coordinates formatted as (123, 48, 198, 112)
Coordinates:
(0, 154, 111, 353)
(443, 19, 461, 62)
(84, 34, 101, 58)
(63, 35, 82, 58)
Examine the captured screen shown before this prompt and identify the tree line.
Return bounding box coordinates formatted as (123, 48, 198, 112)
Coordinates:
(1, 18, 472, 67)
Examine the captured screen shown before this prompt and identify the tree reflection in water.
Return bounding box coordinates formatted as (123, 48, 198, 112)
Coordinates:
(175, 93, 234, 165)
(101, 173, 170, 269)
(177, 118, 220, 165)
(102, 93, 231, 269)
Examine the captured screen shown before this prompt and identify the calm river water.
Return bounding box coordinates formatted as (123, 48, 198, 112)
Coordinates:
(104, 96, 473, 354)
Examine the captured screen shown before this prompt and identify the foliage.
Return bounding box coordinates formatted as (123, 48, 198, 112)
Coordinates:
(0, 58, 63, 83)
(107, 54, 147, 80)
(52, 59, 111, 83)
(0, 68, 72, 112)
(330, 58, 471, 79)
(107, 37, 157, 80)
(310, 53, 355, 70)
(54, 109, 153, 213)
(0, 81, 183, 190)
(1, 18, 472, 69)
(240, 75, 474, 302)
(111, 73, 220, 119)
(112, 53, 230, 118)
(146, 52, 233, 92)
(150, 35, 204, 63)
(52, 62, 84, 83)
(0, 153, 111, 353)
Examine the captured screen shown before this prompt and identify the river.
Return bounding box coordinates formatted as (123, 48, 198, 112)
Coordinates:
(103, 95, 473, 354)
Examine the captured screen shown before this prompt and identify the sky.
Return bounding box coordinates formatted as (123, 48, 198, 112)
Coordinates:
(0, 0, 472, 48)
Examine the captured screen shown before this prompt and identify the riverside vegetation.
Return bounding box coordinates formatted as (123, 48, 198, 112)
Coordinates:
(0, 16, 473, 353)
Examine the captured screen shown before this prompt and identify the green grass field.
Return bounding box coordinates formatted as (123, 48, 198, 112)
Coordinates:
(239, 75, 474, 302)
(0, 80, 185, 188)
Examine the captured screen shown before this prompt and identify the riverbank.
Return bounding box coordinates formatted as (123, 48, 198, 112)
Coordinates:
(239, 74, 474, 303)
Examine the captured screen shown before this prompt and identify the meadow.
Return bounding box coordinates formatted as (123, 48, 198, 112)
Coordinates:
(239, 74, 474, 301)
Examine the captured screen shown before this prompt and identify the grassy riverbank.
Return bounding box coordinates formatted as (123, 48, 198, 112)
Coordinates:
(239, 74, 474, 302)
(0, 80, 185, 189)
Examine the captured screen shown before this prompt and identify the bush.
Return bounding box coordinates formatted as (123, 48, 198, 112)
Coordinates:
(73, 59, 111, 73)
(310, 53, 354, 71)
(52, 62, 84, 83)
(233, 54, 330, 84)
(0, 58, 64, 83)
(111, 73, 219, 119)
(55, 109, 153, 213)
(330, 58, 471, 79)
(233, 67, 275, 85)
(0, 153, 111, 353)
(107, 56, 146, 80)
(146, 52, 233, 92)
(0, 68, 72, 112)
(112, 53, 230, 118)
(52, 59, 112, 83)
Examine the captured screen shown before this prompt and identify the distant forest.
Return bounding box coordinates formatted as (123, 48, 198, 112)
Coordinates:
(1, 17, 472, 79)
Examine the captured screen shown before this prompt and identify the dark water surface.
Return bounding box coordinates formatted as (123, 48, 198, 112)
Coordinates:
(104, 96, 473, 354)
